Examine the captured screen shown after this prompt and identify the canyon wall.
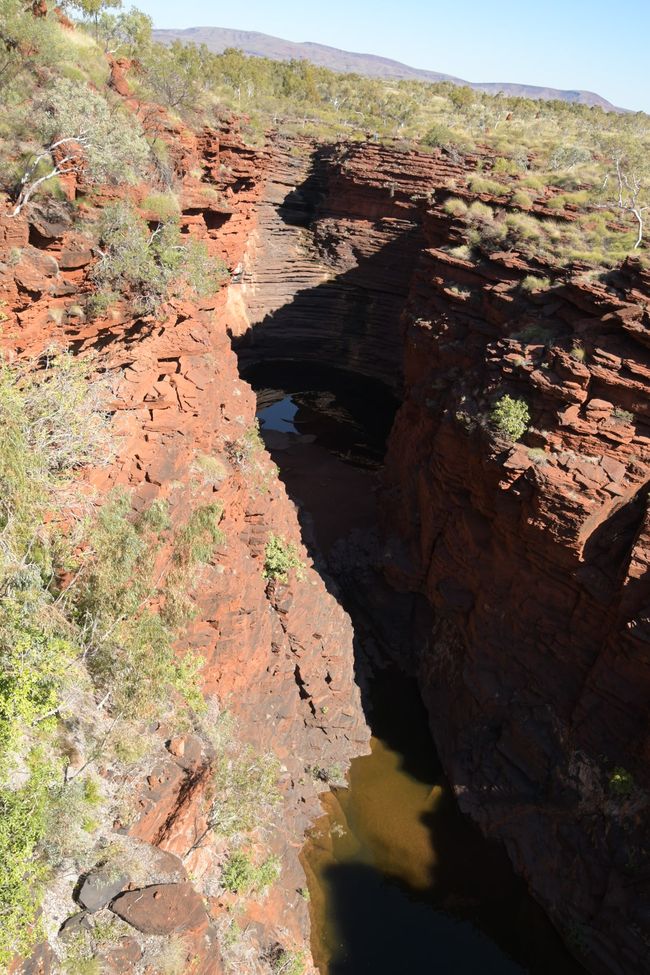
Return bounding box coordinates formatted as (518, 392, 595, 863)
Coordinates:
(4, 89, 650, 971)
(383, 232, 650, 975)
(241, 137, 650, 975)
(1, 119, 369, 974)
(236, 138, 460, 389)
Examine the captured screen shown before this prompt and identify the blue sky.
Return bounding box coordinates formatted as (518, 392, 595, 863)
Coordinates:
(128, 0, 649, 112)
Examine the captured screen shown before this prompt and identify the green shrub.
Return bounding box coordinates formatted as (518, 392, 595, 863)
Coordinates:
(612, 407, 634, 425)
(511, 189, 534, 210)
(443, 197, 469, 217)
(141, 191, 181, 221)
(0, 600, 78, 757)
(469, 176, 510, 197)
(140, 38, 209, 115)
(75, 492, 206, 718)
(59, 931, 102, 975)
(546, 195, 567, 210)
(0, 756, 51, 964)
(490, 394, 530, 441)
(224, 422, 264, 471)
(520, 275, 552, 292)
(422, 123, 473, 155)
(504, 213, 543, 246)
(448, 244, 473, 260)
(521, 174, 545, 191)
(609, 767, 634, 797)
(0, 0, 66, 96)
(0, 351, 118, 960)
(209, 744, 281, 837)
(92, 202, 229, 315)
(263, 535, 305, 583)
(157, 503, 224, 628)
(466, 200, 495, 224)
(220, 850, 280, 895)
(173, 503, 224, 567)
(13, 77, 149, 213)
(493, 156, 519, 176)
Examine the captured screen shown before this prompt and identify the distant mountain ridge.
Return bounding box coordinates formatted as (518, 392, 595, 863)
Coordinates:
(153, 26, 622, 112)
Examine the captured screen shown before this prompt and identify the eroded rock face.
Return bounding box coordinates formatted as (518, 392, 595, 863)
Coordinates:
(5, 106, 650, 974)
(237, 138, 451, 390)
(239, 139, 650, 974)
(1, 119, 369, 974)
(380, 234, 650, 973)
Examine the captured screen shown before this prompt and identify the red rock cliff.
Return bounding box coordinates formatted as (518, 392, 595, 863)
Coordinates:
(0, 120, 369, 974)
(4, 109, 650, 974)
(239, 137, 650, 975)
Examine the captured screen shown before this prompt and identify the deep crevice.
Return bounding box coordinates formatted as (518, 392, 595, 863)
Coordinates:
(235, 144, 588, 975)
(244, 358, 584, 975)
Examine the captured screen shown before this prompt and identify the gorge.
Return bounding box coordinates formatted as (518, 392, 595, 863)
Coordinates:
(1, 25, 650, 975)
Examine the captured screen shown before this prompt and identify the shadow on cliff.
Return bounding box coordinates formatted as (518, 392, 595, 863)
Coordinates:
(234, 166, 431, 704)
(578, 480, 650, 605)
(321, 855, 583, 975)
(232, 204, 425, 392)
(320, 860, 518, 975)
(276, 143, 335, 228)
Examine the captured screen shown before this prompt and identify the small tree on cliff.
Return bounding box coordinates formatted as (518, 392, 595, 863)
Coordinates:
(140, 39, 209, 115)
(95, 7, 152, 55)
(60, 0, 121, 39)
(91, 202, 229, 315)
(11, 78, 148, 215)
(0, 0, 64, 93)
(597, 142, 650, 250)
(490, 394, 530, 441)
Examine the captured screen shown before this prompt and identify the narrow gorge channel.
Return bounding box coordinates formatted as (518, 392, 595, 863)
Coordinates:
(247, 361, 584, 975)
(4, 21, 650, 972)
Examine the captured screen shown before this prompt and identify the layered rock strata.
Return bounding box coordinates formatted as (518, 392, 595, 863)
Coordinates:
(240, 138, 650, 975)
(4, 108, 650, 974)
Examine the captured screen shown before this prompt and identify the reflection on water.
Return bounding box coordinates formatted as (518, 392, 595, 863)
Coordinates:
(304, 677, 530, 975)
(257, 394, 299, 433)
(249, 362, 398, 469)
(304, 677, 585, 975)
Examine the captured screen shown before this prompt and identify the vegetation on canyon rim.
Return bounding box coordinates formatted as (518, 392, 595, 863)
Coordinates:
(0, 350, 214, 961)
(1, 0, 649, 269)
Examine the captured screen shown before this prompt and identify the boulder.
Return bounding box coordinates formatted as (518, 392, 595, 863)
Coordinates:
(110, 883, 208, 935)
(77, 871, 129, 913)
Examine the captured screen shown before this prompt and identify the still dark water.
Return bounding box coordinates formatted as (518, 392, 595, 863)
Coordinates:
(303, 677, 583, 975)
(248, 362, 584, 975)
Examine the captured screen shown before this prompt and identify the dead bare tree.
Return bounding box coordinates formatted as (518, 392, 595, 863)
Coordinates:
(12, 137, 83, 216)
(10, 77, 149, 217)
(600, 152, 649, 250)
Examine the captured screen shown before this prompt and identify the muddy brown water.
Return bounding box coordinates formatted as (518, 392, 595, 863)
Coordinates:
(249, 362, 586, 975)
